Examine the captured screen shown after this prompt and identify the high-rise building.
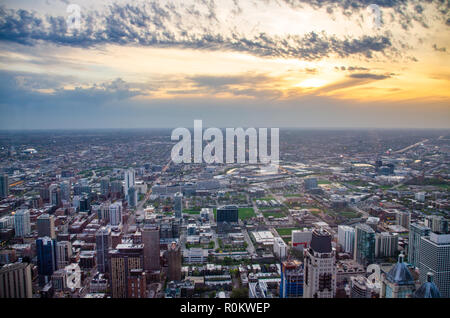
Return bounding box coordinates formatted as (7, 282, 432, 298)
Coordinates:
(425, 215, 449, 234)
(100, 177, 110, 196)
(418, 232, 450, 298)
(273, 237, 288, 259)
(110, 180, 123, 195)
(36, 237, 57, 286)
(375, 232, 398, 258)
(338, 225, 355, 254)
(96, 227, 111, 273)
(60, 181, 71, 202)
(0, 175, 8, 198)
(174, 192, 183, 218)
(380, 253, 416, 298)
(303, 228, 336, 298)
(14, 209, 31, 237)
(37, 214, 55, 239)
(408, 222, 430, 268)
(56, 241, 72, 269)
(216, 205, 238, 223)
(0, 262, 32, 298)
(304, 178, 318, 191)
(350, 275, 379, 298)
(49, 184, 61, 207)
(280, 260, 303, 298)
(396, 211, 410, 229)
(354, 223, 375, 266)
(123, 168, 135, 198)
(413, 272, 441, 298)
(127, 186, 137, 208)
(109, 243, 144, 298)
(142, 224, 160, 272)
(127, 269, 147, 298)
(109, 202, 122, 226)
(167, 242, 182, 282)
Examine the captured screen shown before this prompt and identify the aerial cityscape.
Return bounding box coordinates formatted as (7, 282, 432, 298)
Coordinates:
(0, 0, 449, 301)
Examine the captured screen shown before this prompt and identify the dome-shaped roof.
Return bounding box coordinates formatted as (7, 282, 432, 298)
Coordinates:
(386, 253, 415, 285)
(414, 273, 441, 298)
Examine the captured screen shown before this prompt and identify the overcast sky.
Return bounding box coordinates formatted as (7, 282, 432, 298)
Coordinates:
(0, 0, 449, 129)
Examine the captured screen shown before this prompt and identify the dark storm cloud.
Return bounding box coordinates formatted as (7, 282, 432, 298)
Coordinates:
(349, 73, 393, 80)
(0, 4, 393, 60)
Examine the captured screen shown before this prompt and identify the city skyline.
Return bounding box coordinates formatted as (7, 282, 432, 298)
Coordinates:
(0, 0, 449, 129)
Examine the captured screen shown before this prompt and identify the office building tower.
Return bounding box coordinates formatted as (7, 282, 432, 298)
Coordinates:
(110, 180, 123, 195)
(96, 227, 111, 273)
(142, 225, 160, 272)
(127, 186, 137, 208)
(415, 192, 425, 202)
(425, 215, 449, 234)
(354, 223, 375, 266)
(350, 276, 379, 298)
(375, 232, 398, 258)
(49, 184, 61, 207)
(127, 269, 147, 298)
(418, 232, 450, 298)
(303, 228, 336, 298)
(36, 237, 57, 286)
(414, 272, 441, 298)
(14, 209, 31, 237)
(396, 211, 410, 229)
(338, 225, 355, 254)
(291, 229, 312, 251)
(380, 253, 416, 298)
(304, 178, 318, 190)
(109, 243, 144, 298)
(100, 177, 110, 196)
(408, 222, 430, 268)
(60, 181, 70, 202)
(56, 241, 72, 269)
(216, 205, 238, 223)
(0, 262, 32, 298)
(280, 260, 303, 298)
(167, 242, 182, 282)
(123, 168, 135, 198)
(273, 237, 288, 259)
(174, 192, 183, 218)
(109, 202, 122, 226)
(0, 174, 8, 198)
(37, 214, 56, 239)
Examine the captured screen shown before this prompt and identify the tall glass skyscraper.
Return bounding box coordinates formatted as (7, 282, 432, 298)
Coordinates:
(354, 223, 375, 266)
(408, 222, 430, 268)
(36, 237, 57, 286)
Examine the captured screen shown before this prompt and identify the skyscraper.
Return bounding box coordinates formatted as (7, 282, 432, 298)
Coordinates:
(56, 241, 72, 269)
(408, 222, 430, 268)
(174, 192, 183, 218)
(418, 232, 450, 298)
(109, 202, 122, 226)
(425, 215, 449, 234)
(0, 175, 8, 198)
(337, 225, 355, 254)
(100, 176, 110, 196)
(37, 214, 56, 239)
(96, 227, 111, 273)
(128, 186, 137, 208)
(216, 205, 238, 223)
(109, 243, 144, 298)
(167, 242, 182, 282)
(123, 168, 135, 198)
(354, 223, 375, 266)
(14, 209, 31, 237)
(142, 224, 160, 272)
(375, 232, 398, 258)
(36, 237, 57, 286)
(280, 260, 303, 298)
(380, 253, 416, 298)
(59, 180, 71, 202)
(303, 228, 336, 298)
(0, 262, 32, 298)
